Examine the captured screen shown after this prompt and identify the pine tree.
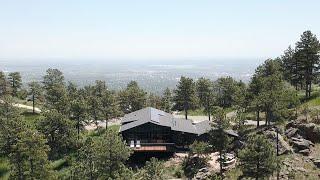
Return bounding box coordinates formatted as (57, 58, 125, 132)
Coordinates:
(295, 30, 320, 99)
(147, 93, 162, 109)
(8, 72, 22, 97)
(250, 59, 297, 126)
(94, 129, 132, 179)
(214, 77, 238, 108)
(0, 71, 11, 96)
(238, 134, 277, 180)
(100, 90, 120, 129)
(160, 88, 173, 113)
(71, 137, 98, 180)
(173, 76, 198, 119)
(209, 107, 230, 177)
(281, 46, 302, 90)
(139, 158, 165, 180)
(119, 81, 147, 113)
(248, 75, 264, 127)
(70, 97, 88, 140)
(37, 110, 77, 159)
(9, 129, 54, 179)
(43, 68, 69, 114)
(0, 96, 24, 155)
(28, 81, 43, 114)
(196, 77, 215, 120)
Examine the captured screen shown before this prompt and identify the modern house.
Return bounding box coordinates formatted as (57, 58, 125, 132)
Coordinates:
(119, 107, 213, 152)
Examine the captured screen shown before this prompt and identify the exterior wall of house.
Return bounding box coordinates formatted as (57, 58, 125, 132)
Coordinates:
(121, 122, 201, 152)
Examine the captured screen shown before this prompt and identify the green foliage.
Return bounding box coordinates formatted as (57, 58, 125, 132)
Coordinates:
(182, 155, 207, 178)
(43, 68, 69, 114)
(100, 89, 121, 127)
(70, 97, 88, 139)
(210, 107, 231, 175)
(71, 129, 133, 179)
(0, 71, 11, 96)
(7, 72, 22, 97)
(51, 158, 68, 171)
(281, 30, 320, 99)
(8, 129, 54, 179)
(147, 93, 162, 109)
(160, 87, 173, 113)
(173, 76, 198, 119)
(28, 81, 44, 113)
(214, 76, 240, 108)
(249, 59, 298, 126)
(190, 140, 211, 157)
(119, 81, 147, 113)
(0, 157, 10, 178)
(238, 134, 277, 179)
(138, 158, 165, 180)
(196, 77, 215, 120)
(37, 110, 77, 159)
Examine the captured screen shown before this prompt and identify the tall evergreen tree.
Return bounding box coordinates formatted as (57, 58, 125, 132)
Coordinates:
(196, 77, 215, 120)
(119, 81, 146, 113)
(94, 129, 132, 179)
(9, 129, 54, 179)
(37, 110, 77, 159)
(8, 72, 22, 97)
(0, 71, 11, 96)
(250, 59, 297, 126)
(214, 77, 238, 108)
(295, 30, 320, 98)
(100, 89, 120, 129)
(173, 76, 198, 119)
(28, 81, 43, 114)
(43, 68, 69, 114)
(147, 93, 162, 109)
(281, 46, 302, 90)
(160, 88, 173, 113)
(209, 107, 230, 177)
(70, 97, 88, 140)
(238, 134, 277, 180)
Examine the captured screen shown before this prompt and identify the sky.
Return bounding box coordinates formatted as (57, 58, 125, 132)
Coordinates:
(0, 0, 320, 61)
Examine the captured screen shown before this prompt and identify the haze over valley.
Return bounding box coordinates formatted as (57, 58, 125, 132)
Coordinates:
(1, 59, 263, 93)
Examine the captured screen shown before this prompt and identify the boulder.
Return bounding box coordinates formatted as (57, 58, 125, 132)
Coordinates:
(263, 130, 293, 155)
(313, 159, 320, 168)
(193, 167, 210, 180)
(285, 127, 299, 138)
(298, 149, 310, 156)
(291, 137, 314, 151)
(287, 122, 320, 143)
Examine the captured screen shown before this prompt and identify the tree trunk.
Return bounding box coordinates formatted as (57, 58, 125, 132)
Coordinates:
(32, 94, 35, 114)
(219, 150, 223, 178)
(256, 160, 260, 180)
(30, 159, 34, 176)
(77, 118, 80, 140)
(185, 108, 188, 120)
(105, 114, 108, 130)
(256, 110, 260, 128)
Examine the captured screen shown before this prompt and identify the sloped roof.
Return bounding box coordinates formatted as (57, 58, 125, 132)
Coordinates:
(120, 107, 211, 135)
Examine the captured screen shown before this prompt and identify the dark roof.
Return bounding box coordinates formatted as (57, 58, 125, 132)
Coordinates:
(120, 107, 211, 135)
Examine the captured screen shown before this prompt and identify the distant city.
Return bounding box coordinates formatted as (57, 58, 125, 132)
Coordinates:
(1, 59, 264, 94)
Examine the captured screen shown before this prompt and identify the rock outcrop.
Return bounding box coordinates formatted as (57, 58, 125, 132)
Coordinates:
(313, 159, 320, 168)
(263, 129, 293, 155)
(286, 121, 320, 143)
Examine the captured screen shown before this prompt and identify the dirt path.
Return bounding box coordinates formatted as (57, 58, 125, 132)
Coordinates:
(0, 100, 41, 113)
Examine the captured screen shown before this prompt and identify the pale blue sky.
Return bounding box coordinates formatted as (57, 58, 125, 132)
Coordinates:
(0, 0, 319, 61)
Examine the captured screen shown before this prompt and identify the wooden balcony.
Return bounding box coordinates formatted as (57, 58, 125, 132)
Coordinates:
(128, 139, 175, 152)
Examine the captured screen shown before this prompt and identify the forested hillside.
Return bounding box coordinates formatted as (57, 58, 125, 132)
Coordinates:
(1, 30, 320, 179)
